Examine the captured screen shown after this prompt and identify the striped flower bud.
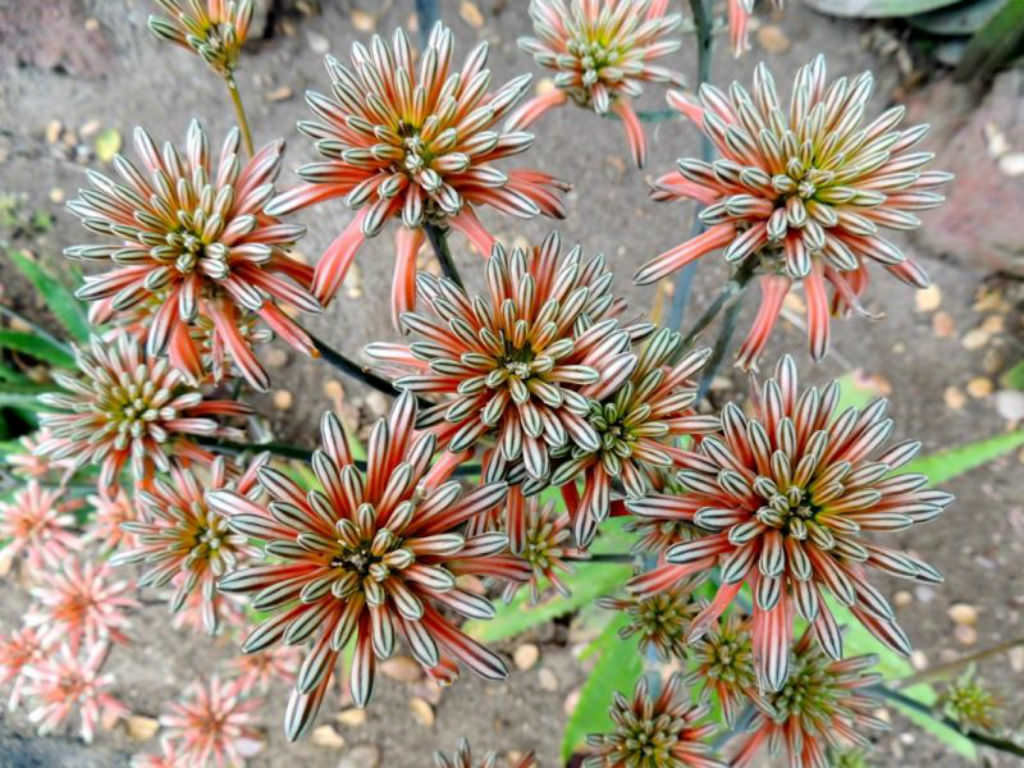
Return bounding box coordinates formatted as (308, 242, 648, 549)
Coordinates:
(148, 0, 254, 77)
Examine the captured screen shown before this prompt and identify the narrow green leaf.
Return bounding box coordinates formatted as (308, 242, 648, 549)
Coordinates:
(954, 0, 1024, 81)
(0, 330, 76, 368)
(1001, 359, 1024, 389)
(803, 0, 962, 18)
(903, 430, 1024, 486)
(0, 382, 57, 409)
(8, 250, 90, 342)
(560, 612, 644, 761)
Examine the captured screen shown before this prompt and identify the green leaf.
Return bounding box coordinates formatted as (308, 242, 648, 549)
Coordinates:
(802, 0, 963, 18)
(560, 612, 644, 762)
(903, 430, 1024, 486)
(8, 251, 90, 342)
(834, 371, 886, 413)
(0, 382, 56, 409)
(0, 330, 76, 368)
(463, 515, 634, 643)
(954, 0, 1024, 80)
(1001, 359, 1024, 389)
(909, 0, 1007, 34)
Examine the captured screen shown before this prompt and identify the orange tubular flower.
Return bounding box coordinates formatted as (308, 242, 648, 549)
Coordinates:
(159, 676, 264, 767)
(435, 738, 537, 768)
(512, 0, 685, 167)
(642, 56, 951, 368)
(65, 120, 318, 391)
(36, 333, 249, 494)
(627, 356, 951, 692)
(212, 393, 528, 739)
(366, 233, 638, 487)
(111, 455, 268, 635)
(0, 481, 82, 579)
(585, 673, 726, 767)
(729, 630, 888, 768)
(266, 22, 568, 318)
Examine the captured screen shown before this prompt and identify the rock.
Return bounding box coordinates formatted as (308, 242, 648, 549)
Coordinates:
(756, 25, 791, 54)
(350, 10, 376, 32)
(906, 71, 1024, 275)
(379, 656, 422, 683)
(954, 623, 978, 646)
(312, 725, 346, 748)
(538, 667, 558, 691)
(932, 311, 955, 338)
(947, 603, 978, 625)
(336, 708, 367, 727)
(994, 390, 1024, 422)
(459, 1, 485, 28)
(408, 697, 434, 726)
(563, 688, 580, 716)
(892, 590, 913, 608)
(514, 643, 539, 671)
(966, 377, 993, 398)
(944, 386, 966, 410)
(273, 389, 294, 409)
(914, 285, 941, 312)
(125, 715, 158, 741)
(339, 744, 381, 768)
(910, 650, 928, 671)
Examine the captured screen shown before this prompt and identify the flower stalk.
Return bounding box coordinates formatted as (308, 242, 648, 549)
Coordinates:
(309, 333, 405, 400)
(225, 75, 254, 157)
(423, 222, 465, 290)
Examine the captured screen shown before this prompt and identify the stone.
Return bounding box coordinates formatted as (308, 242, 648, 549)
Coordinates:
(338, 744, 381, 768)
(514, 643, 539, 671)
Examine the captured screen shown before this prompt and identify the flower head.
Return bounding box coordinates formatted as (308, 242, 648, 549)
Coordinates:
(83, 490, 139, 552)
(159, 676, 264, 767)
(21, 642, 128, 743)
(0, 481, 82, 578)
(148, 0, 254, 76)
(628, 356, 951, 691)
(511, 0, 684, 166)
(641, 56, 951, 367)
(584, 673, 725, 768)
(0, 627, 44, 710)
(111, 455, 266, 634)
(550, 328, 718, 544)
(689, 612, 762, 727)
(37, 333, 249, 493)
(366, 233, 634, 485)
(267, 22, 567, 311)
(730, 630, 888, 768)
(435, 738, 537, 768)
(227, 645, 301, 695)
(66, 120, 318, 391)
(213, 392, 528, 739)
(25, 559, 138, 653)
(598, 577, 703, 660)
(5, 428, 76, 480)
(502, 487, 588, 603)
(939, 666, 1003, 734)
(131, 736, 190, 768)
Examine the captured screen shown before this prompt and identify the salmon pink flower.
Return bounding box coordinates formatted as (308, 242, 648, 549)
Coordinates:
(729, 629, 888, 768)
(36, 333, 250, 494)
(0, 481, 82, 579)
(5, 429, 76, 480)
(65, 120, 318, 391)
(512, 0, 685, 167)
(266, 22, 567, 316)
(148, 0, 254, 77)
(226, 645, 301, 695)
(435, 738, 537, 768)
(366, 233, 637, 485)
(83, 490, 139, 553)
(627, 356, 951, 691)
(0, 627, 44, 710)
(22, 642, 128, 743)
(585, 673, 726, 767)
(642, 56, 951, 367)
(159, 676, 264, 767)
(131, 737, 190, 768)
(111, 454, 268, 635)
(212, 393, 528, 739)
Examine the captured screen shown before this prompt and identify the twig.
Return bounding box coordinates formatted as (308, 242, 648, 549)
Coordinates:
(423, 222, 465, 290)
(309, 333, 405, 400)
(897, 636, 1024, 689)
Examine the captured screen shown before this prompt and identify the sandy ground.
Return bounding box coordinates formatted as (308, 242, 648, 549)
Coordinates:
(0, 0, 1022, 766)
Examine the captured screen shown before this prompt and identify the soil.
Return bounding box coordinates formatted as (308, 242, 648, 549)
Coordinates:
(0, 1, 1022, 767)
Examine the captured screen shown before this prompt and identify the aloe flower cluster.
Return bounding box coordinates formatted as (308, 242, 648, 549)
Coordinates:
(36, 333, 248, 493)
(512, 0, 684, 167)
(644, 56, 951, 367)
(0, 628, 44, 710)
(436, 739, 537, 768)
(598, 577, 704, 660)
(585, 674, 726, 767)
(550, 328, 718, 544)
(689, 613, 763, 727)
(66, 121, 318, 390)
(730, 630, 888, 768)
(159, 676, 264, 766)
(367, 234, 635, 489)
(0, 481, 81, 577)
(268, 22, 567, 315)
(111, 455, 268, 634)
(212, 393, 528, 738)
(628, 356, 950, 691)
(148, 0, 254, 76)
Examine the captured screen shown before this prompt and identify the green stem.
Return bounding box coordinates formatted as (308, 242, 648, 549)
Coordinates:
(423, 223, 465, 290)
(897, 636, 1024, 689)
(602, 107, 679, 123)
(871, 684, 1024, 758)
(226, 75, 254, 157)
(585, 553, 637, 563)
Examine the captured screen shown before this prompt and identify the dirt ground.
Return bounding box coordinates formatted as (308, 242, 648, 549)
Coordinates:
(1, 0, 1022, 766)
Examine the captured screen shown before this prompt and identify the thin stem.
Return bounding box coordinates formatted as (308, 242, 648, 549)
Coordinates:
(310, 333, 405, 400)
(585, 553, 637, 563)
(698, 290, 743, 399)
(602, 108, 679, 123)
(679, 258, 758, 351)
(226, 75, 254, 157)
(665, 0, 714, 334)
(423, 223, 465, 290)
(871, 684, 1024, 758)
(897, 636, 1024, 689)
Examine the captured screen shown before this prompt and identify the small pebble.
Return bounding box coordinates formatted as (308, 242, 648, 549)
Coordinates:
(914, 285, 941, 312)
(943, 386, 966, 410)
(984, 122, 1009, 157)
(996, 390, 1024, 422)
(338, 744, 380, 768)
(538, 667, 558, 691)
(756, 25, 791, 54)
(365, 391, 388, 417)
(265, 348, 288, 368)
(932, 311, 955, 338)
(266, 86, 293, 103)
(459, 0, 485, 28)
(1007, 645, 1024, 673)
(350, 10, 376, 32)
(947, 603, 978, 625)
(563, 688, 580, 716)
(514, 643, 540, 671)
(45, 120, 62, 144)
(126, 715, 159, 741)
(966, 377, 993, 399)
(49, 187, 64, 204)
(412, 679, 443, 705)
(308, 31, 329, 54)
(409, 696, 434, 726)
(962, 328, 990, 350)
(79, 119, 101, 137)
(84, 17, 100, 32)
(981, 315, 1005, 334)
(335, 708, 367, 727)
(910, 650, 928, 671)
(892, 590, 913, 608)
(915, 586, 936, 603)
(997, 152, 1024, 177)
(379, 656, 423, 683)
(954, 624, 978, 646)
(272, 389, 293, 410)
(312, 725, 346, 748)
